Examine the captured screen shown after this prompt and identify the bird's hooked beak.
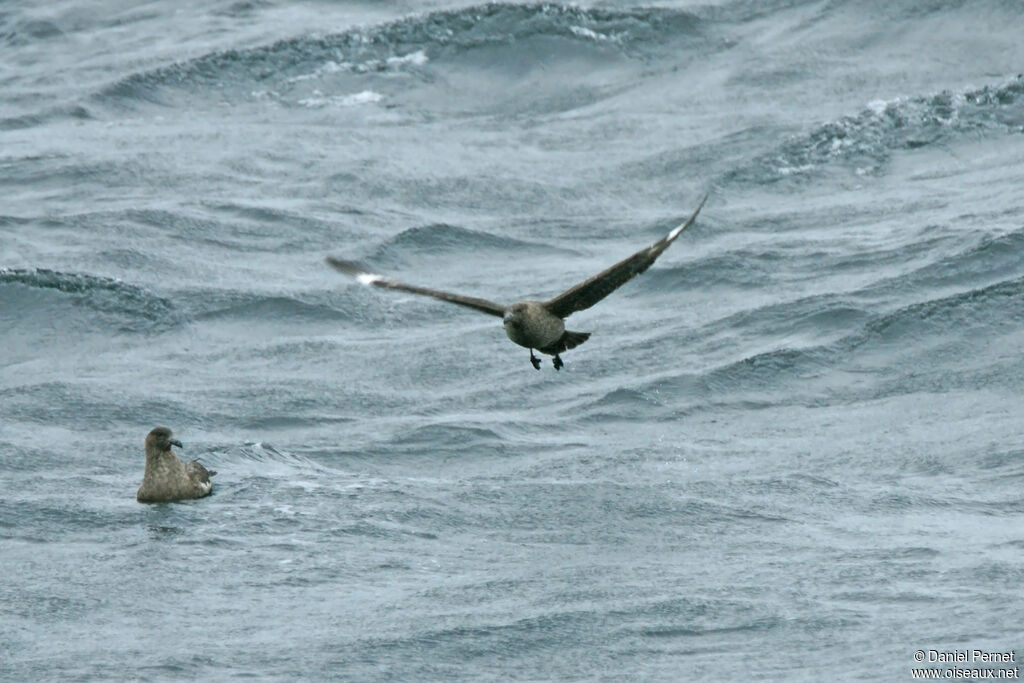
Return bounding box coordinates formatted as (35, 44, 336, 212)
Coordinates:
(170, 438, 183, 449)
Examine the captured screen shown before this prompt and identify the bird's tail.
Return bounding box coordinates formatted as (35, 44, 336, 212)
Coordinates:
(562, 330, 590, 350)
(541, 330, 591, 354)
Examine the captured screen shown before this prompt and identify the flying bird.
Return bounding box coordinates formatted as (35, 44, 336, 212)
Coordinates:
(137, 426, 216, 503)
(327, 194, 708, 370)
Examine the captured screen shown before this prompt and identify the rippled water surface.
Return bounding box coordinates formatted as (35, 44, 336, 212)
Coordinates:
(3, 0, 1024, 679)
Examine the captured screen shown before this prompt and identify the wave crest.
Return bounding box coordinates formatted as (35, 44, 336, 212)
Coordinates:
(96, 3, 700, 106)
(0, 268, 180, 333)
(730, 75, 1024, 183)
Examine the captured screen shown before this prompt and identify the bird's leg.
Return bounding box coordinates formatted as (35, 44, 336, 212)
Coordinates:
(552, 354, 564, 371)
(529, 350, 541, 370)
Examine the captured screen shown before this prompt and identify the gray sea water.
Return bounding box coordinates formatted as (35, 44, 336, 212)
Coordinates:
(3, 1, 1024, 680)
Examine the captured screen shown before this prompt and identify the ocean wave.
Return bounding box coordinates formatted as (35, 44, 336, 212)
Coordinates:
(857, 275, 1024, 345)
(0, 267, 181, 334)
(859, 226, 1024, 299)
(179, 286, 437, 329)
(95, 3, 700, 107)
(179, 442, 343, 502)
(367, 222, 561, 266)
(703, 276, 1024, 388)
(729, 75, 1024, 183)
(0, 17, 64, 47)
(0, 380, 202, 430)
(642, 250, 787, 290)
(698, 294, 872, 345)
(230, 441, 329, 469)
(0, 104, 92, 131)
(286, 51, 429, 85)
(203, 201, 367, 223)
(296, 89, 384, 109)
(580, 272, 1024, 413)
(702, 346, 827, 393)
(190, 292, 352, 323)
(391, 423, 503, 451)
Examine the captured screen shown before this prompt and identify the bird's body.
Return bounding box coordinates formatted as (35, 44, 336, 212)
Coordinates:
(502, 301, 589, 369)
(328, 195, 708, 370)
(501, 301, 564, 349)
(137, 426, 215, 503)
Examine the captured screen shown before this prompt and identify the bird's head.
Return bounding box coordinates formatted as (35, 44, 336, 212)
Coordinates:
(503, 303, 527, 329)
(145, 426, 182, 454)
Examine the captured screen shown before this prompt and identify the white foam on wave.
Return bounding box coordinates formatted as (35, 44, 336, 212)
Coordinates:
(297, 89, 328, 108)
(777, 164, 815, 177)
(387, 50, 428, 67)
(287, 60, 354, 84)
(321, 60, 349, 74)
(570, 25, 613, 42)
(292, 52, 426, 83)
(340, 90, 383, 106)
(866, 99, 892, 115)
(297, 89, 384, 108)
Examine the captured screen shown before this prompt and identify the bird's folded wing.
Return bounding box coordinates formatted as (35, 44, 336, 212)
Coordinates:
(544, 194, 708, 319)
(326, 257, 507, 317)
(186, 459, 216, 482)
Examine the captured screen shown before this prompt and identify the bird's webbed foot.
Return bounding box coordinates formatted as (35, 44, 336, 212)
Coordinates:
(530, 350, 541, 370)
(552, 354, 564, 371)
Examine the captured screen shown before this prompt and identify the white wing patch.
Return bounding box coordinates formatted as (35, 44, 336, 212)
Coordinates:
(667, 222, 687, 241)
(357, 272, 383, 286)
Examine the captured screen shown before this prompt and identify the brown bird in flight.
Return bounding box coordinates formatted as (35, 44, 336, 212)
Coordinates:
(327, 194, 708, 370)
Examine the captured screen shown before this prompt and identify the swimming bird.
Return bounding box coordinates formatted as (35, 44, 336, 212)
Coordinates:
(327, 194, 708, 370)
(137, 426, 216, 503)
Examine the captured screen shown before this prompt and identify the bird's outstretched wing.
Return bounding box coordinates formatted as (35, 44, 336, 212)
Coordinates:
(326, 257, 507, 317)
(543, 194, 708, 319)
